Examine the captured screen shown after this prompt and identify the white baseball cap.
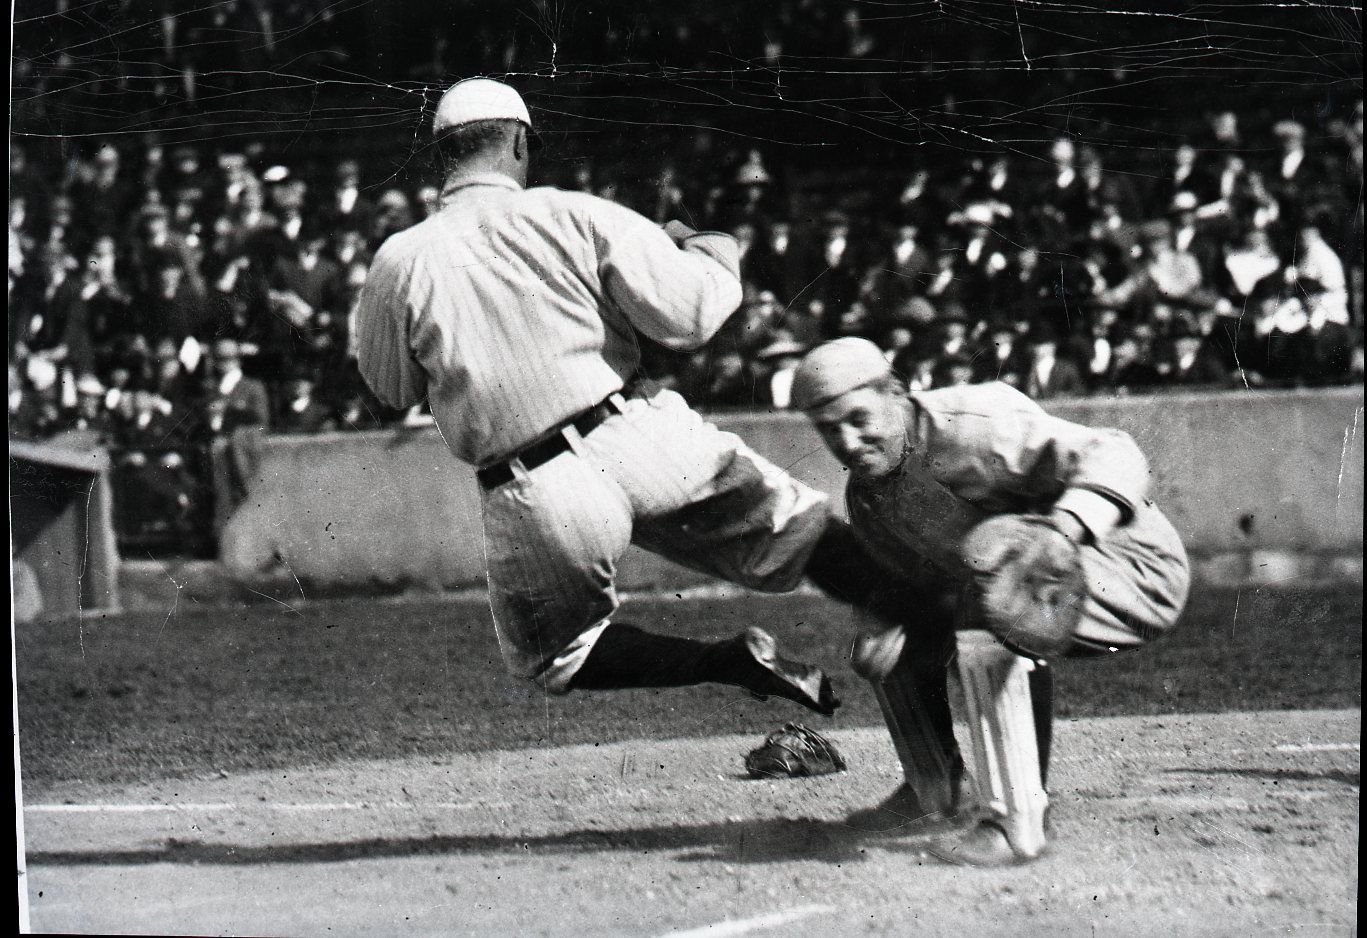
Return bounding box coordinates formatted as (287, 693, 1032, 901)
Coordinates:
(790, 338, 894, 411)
(433, 79, 531, 133)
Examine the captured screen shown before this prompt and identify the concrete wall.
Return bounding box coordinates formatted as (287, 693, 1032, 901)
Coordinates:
(221, 388, 1363, 591)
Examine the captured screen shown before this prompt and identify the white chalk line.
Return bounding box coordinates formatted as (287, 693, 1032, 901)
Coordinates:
(659, 904, 835, 938)
(27, 800, 511, 814)
(1272, 742, 1359, 753)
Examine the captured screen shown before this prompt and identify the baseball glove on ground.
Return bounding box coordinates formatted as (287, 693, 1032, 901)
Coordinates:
(744, 723, 847, 779)
(961, 513, 1086, 659)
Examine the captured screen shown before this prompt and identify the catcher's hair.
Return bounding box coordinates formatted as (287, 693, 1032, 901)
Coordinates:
(433, 119, 522, 171)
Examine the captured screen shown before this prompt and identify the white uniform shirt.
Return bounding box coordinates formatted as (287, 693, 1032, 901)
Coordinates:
(356, 173, 741, 466)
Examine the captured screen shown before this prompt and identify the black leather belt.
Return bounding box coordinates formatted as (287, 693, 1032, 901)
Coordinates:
(477, 393, 626, 490)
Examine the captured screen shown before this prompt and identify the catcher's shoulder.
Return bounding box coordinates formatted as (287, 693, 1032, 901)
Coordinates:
(910, 381, 1042, 420)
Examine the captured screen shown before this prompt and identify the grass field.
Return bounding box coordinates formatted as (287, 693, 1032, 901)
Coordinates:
(15, 584, 1362, 790)
(17, 584, 1362, 936)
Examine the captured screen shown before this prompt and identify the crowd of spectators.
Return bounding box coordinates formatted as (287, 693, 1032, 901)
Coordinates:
(644, 105, 1364, 408)
(8, 95, 1363, 552)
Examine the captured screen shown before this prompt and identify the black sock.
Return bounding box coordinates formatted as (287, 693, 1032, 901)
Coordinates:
(567, 622, 739, 691)
(1028, 662, 1055, 788)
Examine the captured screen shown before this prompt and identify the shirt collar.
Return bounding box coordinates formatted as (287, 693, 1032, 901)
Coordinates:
(440, 172, 523, 205)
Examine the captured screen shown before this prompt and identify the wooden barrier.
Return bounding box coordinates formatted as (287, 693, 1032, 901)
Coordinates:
(218, 387, 1364, 592)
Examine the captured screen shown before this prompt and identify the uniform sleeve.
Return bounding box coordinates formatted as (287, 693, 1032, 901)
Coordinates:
(934, 385, 1152, 534)
(355, 245, 426, 410)
(1005, 395, 1151, 530)
(588, 198, 742, 351)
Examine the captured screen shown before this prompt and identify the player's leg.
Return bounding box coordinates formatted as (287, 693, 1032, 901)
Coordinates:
(566, 621, 837, 715)
(1070, 504, 1190, 654)
(931, 630, 1050, 866)
(844, 618, 967, 835)
(594, 387, 832, 594)
(482, 427, 835, 713)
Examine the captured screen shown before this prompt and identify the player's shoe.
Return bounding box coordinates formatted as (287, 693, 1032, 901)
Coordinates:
(735, 626, 840, 716)
(926, 817, 1046, 866)
(844, 783, 968, 838)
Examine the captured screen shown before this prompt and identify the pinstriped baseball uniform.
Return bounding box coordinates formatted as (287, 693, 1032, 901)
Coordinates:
(846, 382, 1190, 652)
(356, 172, 830, 683)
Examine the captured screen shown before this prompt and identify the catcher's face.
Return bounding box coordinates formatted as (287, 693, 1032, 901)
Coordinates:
(808, 385, 908, 480)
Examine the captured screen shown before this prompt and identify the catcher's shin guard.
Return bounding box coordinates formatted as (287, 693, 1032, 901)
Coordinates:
(951, 630, 1049, 859)
(851, 625, 960, 816)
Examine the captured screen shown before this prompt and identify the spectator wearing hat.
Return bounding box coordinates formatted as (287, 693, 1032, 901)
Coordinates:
(13, 245, 92, 371)
(1248, 284, 1315, 385)
(806, 210, 866, 336)
(415, 184, 442, 221)
(932, 352, 977, 389)
(369, 188, 415, 247)
(974, 320, 1029, 389)
(752, 333, 808, 409)
(146, 337, 200, 405)
(110, 388, 201, 555)
(1033, 137, 1091, 248)
(1290, 219, 1350, 328)
(1077, 147, 1141, 226)
(163, 146, 213, 205)
(70, 142, 134, 247)
(948, 201, 1012, 313)
(275, 371, 336, 434)
(748, 219, 809, 305)
(200, 337, 271, 438)
(716, 149, 779, 229)
(1168, 191, 1222, 284)
(1148, 141, 1215, 218)
(1218, 227, 1284, 302)
(1103, 328, 1162, 393)
(779, 298, 830, 350)
(1024, 321, 1085, 400)
(50, 373, 115, 445)
(135, 259, 208, 343)
(866, 222, 935, 315)
(127, 202, 203, 297)
(1160, 319, 1232, 387)
(319, 158, 377, 234)
(1265, 120, 1316, 225)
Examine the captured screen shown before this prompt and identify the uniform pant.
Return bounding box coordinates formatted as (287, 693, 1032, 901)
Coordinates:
(481, 388, 831, 684)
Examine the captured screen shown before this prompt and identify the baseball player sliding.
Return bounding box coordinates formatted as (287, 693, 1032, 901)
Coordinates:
(790, 338, 1191, 866)
(357, 78, 885, 717)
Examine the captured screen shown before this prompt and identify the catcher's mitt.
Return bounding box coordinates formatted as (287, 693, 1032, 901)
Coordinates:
(744, 723, 847, 779)
(961, 513, 1086, 659)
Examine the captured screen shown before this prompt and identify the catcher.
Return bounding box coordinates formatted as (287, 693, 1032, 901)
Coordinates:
(790, 338, 1190, 866)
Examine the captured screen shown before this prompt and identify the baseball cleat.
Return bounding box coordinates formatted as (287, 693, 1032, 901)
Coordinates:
(739, 627, 840, 716)
(844, 783, 967, 837)
(926, 818, 1045, 867)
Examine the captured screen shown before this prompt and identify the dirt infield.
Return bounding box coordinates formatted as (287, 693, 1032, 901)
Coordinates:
(16, 586, 1362, 935)
(24, 710, 1360, 936)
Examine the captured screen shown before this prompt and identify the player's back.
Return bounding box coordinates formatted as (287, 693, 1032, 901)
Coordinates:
(366, 181, 641, 465)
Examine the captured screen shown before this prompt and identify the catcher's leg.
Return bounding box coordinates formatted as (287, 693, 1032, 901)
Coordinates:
(845, 620, 966, 835)
(932, 629, 1049, 865)
(564, 621, 838, 716)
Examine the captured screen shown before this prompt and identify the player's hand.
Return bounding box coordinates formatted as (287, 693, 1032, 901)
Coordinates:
(662, 219, 698, 244)
(962, 514, 1085, 659)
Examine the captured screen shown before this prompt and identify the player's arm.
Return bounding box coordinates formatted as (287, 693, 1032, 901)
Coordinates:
(1014, 405, 1149, 543)
(957, 386, 1150, 543)
(355, 247, 426, 410)
(590, 200, 742, 351)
